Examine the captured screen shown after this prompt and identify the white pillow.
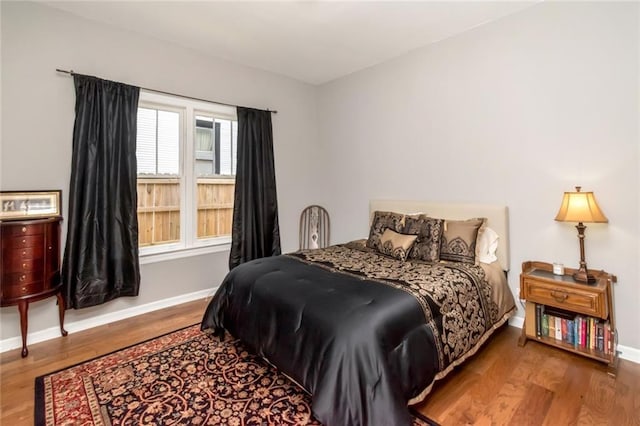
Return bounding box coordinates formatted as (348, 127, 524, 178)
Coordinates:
(476, 226, 499, 264)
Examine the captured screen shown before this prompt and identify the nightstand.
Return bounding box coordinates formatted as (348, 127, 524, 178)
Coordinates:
(518, 261, 618, 376)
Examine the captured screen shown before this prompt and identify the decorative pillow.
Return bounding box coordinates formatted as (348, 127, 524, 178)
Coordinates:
(476, 226, 499, 264)
(439, 218, 486, 264)
(378, 229, 418, 262)
(366, 211, 405, 251)
(404, 212, 426, 218)
(403, 216, 444, 262)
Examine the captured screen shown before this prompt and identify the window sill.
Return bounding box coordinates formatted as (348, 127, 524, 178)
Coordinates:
(139, 243, 230, 265)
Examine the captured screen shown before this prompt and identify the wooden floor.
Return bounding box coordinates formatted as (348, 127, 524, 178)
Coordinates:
(414, 325, 640, 426)
(1, 299, 638, 425)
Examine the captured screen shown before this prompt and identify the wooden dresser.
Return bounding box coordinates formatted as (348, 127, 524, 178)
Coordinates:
(1, 217, 67, 357)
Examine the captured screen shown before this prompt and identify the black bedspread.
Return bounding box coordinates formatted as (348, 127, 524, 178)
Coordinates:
(202, 243, 500, 426)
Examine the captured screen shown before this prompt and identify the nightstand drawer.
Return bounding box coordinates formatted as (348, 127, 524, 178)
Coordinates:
(522, 277, 607, 318)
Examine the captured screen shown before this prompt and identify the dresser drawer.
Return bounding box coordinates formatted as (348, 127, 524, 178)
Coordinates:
(2, 282, 45, 299)
(3, 269, 44, 287)
(522, 277, 607, 318)
(1, 245, 45, 262)
(2, 223, 44, 237)
(2, 235, 44, 250)
(2, 256, 44, 273)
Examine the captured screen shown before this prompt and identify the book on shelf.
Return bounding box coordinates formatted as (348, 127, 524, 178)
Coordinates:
(555, 316, 562, 341)
(596, 322, 604, 352)
(536, 304, 543, 337)
(541, 313, 549, 337)
(544, 305, 576, 320)
(530, 303, 614, 355)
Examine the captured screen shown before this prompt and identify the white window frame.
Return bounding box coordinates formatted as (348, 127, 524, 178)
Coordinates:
(138, 90, 237, 264)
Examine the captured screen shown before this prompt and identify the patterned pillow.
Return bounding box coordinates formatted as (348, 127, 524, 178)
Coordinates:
(403, 216, 444, 262)
(366, 211, 405, 251)
(378, 229, 418, 262)
(439, 218, 486, 264)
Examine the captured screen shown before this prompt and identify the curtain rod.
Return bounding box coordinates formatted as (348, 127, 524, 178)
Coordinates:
(55, 68, 277, 114)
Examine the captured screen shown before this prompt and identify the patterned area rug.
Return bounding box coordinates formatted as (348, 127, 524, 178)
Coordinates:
(35, 325, 438, 425)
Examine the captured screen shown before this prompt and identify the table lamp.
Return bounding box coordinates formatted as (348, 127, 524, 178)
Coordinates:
(554, 186, 608, 284)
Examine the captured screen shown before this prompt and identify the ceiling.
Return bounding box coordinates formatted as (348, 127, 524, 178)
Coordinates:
(43, 1, 537, 85)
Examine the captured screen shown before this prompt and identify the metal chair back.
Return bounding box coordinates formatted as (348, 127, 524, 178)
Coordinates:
(299, 205, 330, 250)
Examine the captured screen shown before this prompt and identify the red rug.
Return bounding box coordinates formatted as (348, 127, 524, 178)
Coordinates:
(35, 325, 438, 425)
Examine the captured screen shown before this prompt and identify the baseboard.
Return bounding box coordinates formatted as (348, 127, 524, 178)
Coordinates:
(508, 315, 640, 364)
(0, 287, 217, 353)
(616, 344, 640, 364)
(508, 315, 525, 329)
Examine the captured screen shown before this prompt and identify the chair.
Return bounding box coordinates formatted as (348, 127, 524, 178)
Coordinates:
(299, 205, 330, 250)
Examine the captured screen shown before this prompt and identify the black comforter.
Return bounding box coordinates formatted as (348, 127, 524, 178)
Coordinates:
(201, 243, 500, 426)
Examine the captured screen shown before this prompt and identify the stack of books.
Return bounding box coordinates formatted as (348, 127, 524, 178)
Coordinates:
(534, 304, 614, 354)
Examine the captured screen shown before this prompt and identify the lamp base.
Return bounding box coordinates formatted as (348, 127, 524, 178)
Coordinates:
(573, 269, 597, 285)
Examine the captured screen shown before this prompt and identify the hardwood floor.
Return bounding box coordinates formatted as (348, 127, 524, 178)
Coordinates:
(414, 326, 640, 426)
(1, 299, 638, 425)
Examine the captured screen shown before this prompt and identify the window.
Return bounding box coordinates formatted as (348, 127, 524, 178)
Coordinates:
(194, 114, 237, 240)
(194, 116, 237, 175)
(136, 91, 237, 259)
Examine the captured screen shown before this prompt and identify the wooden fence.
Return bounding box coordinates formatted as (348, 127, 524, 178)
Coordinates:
(137, 177, 234, 247)
(196, 178, 234, 239)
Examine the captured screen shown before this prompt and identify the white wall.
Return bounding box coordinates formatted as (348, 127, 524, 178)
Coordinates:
(317, 2, 640, 350)
(1, 2, 319, 343)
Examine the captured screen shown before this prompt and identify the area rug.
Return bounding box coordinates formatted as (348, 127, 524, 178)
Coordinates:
(35, 324, 438, 425)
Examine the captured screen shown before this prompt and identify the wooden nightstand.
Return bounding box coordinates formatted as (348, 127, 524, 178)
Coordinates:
(518, 261, 618, 376)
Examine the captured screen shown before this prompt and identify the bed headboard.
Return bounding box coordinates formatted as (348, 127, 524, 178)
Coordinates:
(369, 200, 510, 272)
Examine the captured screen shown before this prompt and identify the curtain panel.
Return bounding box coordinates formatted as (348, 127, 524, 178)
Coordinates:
(62, 74, 141, 309)
(229, 107, 281, 269)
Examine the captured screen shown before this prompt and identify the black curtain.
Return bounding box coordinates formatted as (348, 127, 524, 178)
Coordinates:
(62, 74, 141, 309)
(229, 107, 281, 269)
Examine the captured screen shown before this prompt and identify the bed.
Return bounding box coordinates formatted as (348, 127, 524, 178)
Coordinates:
(201, 200, 516, 426)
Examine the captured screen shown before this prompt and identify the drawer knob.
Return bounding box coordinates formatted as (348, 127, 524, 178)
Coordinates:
(48, 246, 52, 250)
(551, 290, 568, 303)
(19, 274, 26, 282)
(21, 226, 27, 233)
(22, 239, 26, 244)
(22, 263, 28, 269)
(21, 286, 27, 293)
(22, 250, 27, 256)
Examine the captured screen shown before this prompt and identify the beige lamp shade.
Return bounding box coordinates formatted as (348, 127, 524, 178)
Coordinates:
(555, 187, 608, 223)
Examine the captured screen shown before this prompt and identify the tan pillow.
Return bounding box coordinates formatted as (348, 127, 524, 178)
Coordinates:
(440, 218, 486, 264)
(378, 229, 418, 262)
